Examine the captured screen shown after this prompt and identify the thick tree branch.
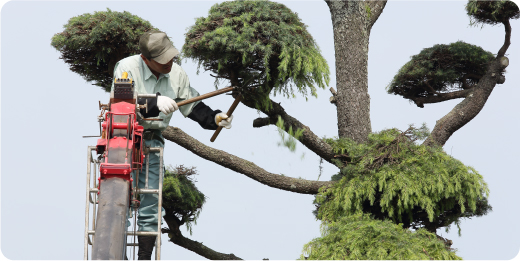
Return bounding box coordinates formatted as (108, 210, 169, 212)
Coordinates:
(422, 59, 507, 147)
(162, 126, 334, 194)
(366, 0, 388, 31)
(410, 89, 472, 108)
(423, 19, 512, 147)
(163, 213, 243, 260)
(497, 19, 511, 58)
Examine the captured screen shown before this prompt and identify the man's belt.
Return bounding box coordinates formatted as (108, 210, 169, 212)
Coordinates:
(143, 129, 164, 145)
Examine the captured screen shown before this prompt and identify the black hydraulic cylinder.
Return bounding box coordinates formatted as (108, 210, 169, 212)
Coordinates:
(92, 177, 130, 260)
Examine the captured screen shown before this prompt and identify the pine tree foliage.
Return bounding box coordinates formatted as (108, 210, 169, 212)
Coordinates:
(183, 0, 330, 109)
(466, 0, 519, 26)
(315, 126, 491, 234)
(276, 116, 304, 152)
(51, 9, 158, 91)
(162, 165, 206, 234)
(300, 213, 462, 260)
(387, 41, 494, 101)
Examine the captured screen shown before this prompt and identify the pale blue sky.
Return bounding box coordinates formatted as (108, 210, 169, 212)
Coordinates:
(1, 0, 519, 260)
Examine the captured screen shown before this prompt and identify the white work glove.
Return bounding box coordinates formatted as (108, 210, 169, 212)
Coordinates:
(157, 95, 179, 115)
(215, 113, 233, 129)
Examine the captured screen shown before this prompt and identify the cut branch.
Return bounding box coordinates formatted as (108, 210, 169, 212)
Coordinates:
(163, 213, 243, 260)
(329, 87, 337, 105)
(252, 117, 272, 128)
(162, 126, 334, 194)
(411, 89, 472, 108)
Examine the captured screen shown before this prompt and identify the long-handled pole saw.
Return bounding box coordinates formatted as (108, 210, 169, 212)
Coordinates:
(85, 85, 239, 142)
(176, 86, 234, 107)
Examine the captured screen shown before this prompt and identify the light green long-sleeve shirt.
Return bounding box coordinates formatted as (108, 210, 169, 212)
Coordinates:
(111, 55, 200, 131)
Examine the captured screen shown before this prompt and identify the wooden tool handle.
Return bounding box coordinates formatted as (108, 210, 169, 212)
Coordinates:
(176, 86, 234, 107)
(210, 95, 242, 142)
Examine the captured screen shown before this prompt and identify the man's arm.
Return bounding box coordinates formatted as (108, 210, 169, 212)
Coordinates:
(187, 102, 222, 130)
(138, 97, 221, 130)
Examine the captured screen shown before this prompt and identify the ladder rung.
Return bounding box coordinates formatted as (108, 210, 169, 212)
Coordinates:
(138, 189, 159, 194)
(127, 231, 160, 236)
(87, 230, 160, 237)
(88, 188, 158, 194)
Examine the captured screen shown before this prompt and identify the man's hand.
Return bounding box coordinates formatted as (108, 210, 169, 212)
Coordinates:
(215, 113, 233, 129)
(157, 96, 179, 115)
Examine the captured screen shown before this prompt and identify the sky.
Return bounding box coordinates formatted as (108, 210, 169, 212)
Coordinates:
(1, 0, 520, 260)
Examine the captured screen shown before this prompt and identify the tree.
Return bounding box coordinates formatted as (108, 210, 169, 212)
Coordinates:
(52, 0, 518, 259)
(51, 8, 158, 91)
(301, 213, 462, 260)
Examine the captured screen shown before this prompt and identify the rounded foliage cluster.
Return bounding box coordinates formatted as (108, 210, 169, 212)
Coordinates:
(387, 41, 494, 101)
(316, 126, 491, 234)
(466, 0, 519, 26)
(51, 9, 157, 91)
(301, 213, 461, 260)
(183, 0, 329, 107)
(162, 165, 206, 234)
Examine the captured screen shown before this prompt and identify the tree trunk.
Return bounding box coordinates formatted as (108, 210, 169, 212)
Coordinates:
(327, 0, 372, 143)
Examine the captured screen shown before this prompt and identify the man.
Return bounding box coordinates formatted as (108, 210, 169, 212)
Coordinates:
(111, 31, 233, 259)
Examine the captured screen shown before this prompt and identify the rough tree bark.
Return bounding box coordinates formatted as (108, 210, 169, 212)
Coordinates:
(423, 20, 511, 147)
(162, 127, 334, 194)
(325, 0, 387, 143)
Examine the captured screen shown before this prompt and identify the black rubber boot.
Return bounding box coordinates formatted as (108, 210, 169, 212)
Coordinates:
(138, 236, 156, 260)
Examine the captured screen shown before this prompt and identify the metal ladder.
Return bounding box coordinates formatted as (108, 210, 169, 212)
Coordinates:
(84, 146, 164, 260)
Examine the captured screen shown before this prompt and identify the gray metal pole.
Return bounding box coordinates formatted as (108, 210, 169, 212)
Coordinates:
(138, 189, 159, 194)
(91, 178, 131, 260)
(137, 94, 157, 98)
(85, 146, 96, 260)
(91, 159, 98, 246)
(155, 147, 164, 260)
(145, 152, 150, 189)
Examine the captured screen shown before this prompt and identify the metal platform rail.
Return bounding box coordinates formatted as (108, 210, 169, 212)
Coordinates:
(84, 146, 164, 260)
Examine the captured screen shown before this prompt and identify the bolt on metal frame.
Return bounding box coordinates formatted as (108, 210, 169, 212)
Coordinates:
(84, 146, 164, 260)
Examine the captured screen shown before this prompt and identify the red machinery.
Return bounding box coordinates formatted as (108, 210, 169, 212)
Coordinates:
(86, 72, 159, 260)
(85, 72, 235, 260)
(95, 72, 144, 189)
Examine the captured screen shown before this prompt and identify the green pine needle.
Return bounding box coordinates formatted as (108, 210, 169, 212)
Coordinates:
(183, 0, 330, 110)
(315, 126, 491, 236)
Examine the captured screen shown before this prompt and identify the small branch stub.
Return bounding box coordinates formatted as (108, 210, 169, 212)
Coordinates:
(497, 75, 506, 84)
(500, 56, 509, 69)
(253, 117, 271, 128)
(329, 87, 337, 105)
